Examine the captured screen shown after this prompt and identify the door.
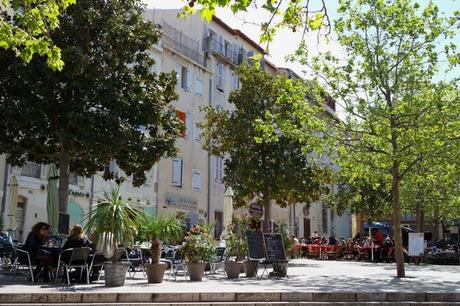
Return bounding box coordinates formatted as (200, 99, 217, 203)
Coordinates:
(304, 218, 311, 237)
(214, 211, 223, 239)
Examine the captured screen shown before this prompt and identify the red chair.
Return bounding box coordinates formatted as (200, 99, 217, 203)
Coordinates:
(307, 244, 320, 259)
(325, 245, 337, 260)
(356, 246, 369, 261)
(342, 246, 353, 259)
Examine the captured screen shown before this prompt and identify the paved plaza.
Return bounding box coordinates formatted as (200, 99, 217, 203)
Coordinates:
(1, 259, 458, 294)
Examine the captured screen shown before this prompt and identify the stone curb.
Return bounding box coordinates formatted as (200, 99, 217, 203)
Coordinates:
(0, 292, 459, 304)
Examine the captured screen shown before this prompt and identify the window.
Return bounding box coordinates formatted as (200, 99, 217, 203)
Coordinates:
(172, 158, 183, 187)
(176, 110, 186, 138)
(69, 172, 78, 185)
(232, 44, 239, 64)
(224, 40, 231, 59)
(218, 35, 224, 54)
(215, 156, 223, 184)
(215, 104, 224, 112)
(194, 122, 201, 143)
(194, 77, 202, 96)
(186, 69, 192, 92)
(192, 169, 201, 191)
(176, 64, 191, 91)
(185, 112, 192, 139)
(231, 73, 238, 91)
(104, 160, 119, 178)
(216, 61, 224, 91)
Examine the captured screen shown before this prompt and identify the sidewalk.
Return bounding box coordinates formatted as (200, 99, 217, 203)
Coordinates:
(1, 259, 459, 294)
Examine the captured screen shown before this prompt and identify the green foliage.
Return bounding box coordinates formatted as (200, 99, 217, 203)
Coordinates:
(180, 0, 330, 45)
(181, 224, 216, 263)
(85, 185, 143, 263)
(0, 0, 75, 70)
(141, 214, 185, 244)
(291, 0, 459, 277)
(226, 216, 250, 261)
(200, 64, 331, 229)
(0, 0, 180, 213)
(275, 219, 292, 252)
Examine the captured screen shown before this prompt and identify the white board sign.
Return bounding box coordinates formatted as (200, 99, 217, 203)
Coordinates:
(408, 232, 424, 256)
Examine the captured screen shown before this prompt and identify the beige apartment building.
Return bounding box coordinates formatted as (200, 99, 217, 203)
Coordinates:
(0, 9, 351, 241)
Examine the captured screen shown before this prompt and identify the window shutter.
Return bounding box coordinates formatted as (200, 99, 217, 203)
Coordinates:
(194, 78, 202, 96)
(194, 122, 201, 143)
(186, 69, 192, 92)
(77, 176, 85, 187)
(192, 169, 201, 191)
(172, 158, 183, 187)
(176, 64, 182, 88)
(185, 112, 192, 139)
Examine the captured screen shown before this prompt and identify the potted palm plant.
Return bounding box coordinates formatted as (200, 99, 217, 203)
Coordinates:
(224, 225, 247, 278)
(181, 224, 215, 281)
(141, 215, 184, 283)
(85, 184, 143, 287)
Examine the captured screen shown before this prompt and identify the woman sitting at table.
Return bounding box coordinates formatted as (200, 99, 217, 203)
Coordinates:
(24, 222, 52, 282)
(63, 224, 92, 250)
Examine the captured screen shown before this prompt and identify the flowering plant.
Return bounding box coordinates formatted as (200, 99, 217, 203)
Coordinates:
(181, 225, 216, 263)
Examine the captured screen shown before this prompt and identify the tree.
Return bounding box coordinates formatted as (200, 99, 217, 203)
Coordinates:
(200, 64, 330, 232)
(181, 0, 331, 44)
(0, 0, 180, 215)
(290, 0, 459, 277)
(1, 0, 75, 70)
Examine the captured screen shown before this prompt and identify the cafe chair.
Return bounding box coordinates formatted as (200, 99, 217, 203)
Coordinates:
(210, 246, 226, 277)
(163, 249, 187, 280)
(11, 247, 35, 283)
(0, 244, 15, 270)
(88, 251, 105, 282)
(56, 247, 91, 285)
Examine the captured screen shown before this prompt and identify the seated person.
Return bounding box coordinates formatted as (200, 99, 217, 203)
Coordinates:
(24, 222, 52, 282)
(328, 235, 337, 246)
(63, 224, 92, 250)
(337, 237, 346, 247)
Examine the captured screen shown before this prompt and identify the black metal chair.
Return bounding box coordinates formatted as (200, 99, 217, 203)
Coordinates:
(56, 247, 91, 284)
(162, 248, 187, 280)
(88, 251, 105, 282)
(11, 247, 35, 282)
(210, 246, 226, 277)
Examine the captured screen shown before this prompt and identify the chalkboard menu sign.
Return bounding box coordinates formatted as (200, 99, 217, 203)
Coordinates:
(264, 233, 286, 261)
(246, 230, 265, 260)
(58, 213, 70, 235)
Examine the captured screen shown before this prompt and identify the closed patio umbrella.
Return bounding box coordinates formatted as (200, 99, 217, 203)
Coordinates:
(47, 164, 59, 233)
(220, 187, 234, 239)
(7, 176, 18, 230)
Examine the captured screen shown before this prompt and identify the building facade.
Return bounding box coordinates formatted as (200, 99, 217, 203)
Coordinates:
(0, 9, 351, 241)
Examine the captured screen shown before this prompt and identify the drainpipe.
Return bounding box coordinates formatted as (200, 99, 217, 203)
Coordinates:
(206, 78, 212, 223)
(89, 174, 95, 214)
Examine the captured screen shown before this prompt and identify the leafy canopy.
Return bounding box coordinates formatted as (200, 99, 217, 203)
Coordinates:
(200, 64, 331, 213)
(0, 0, 76, 70)
(0, 0, 180, 211)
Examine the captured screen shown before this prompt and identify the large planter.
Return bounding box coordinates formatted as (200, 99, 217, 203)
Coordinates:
(225, 261, 242, 279)
(243, 260, 258, 277)
(145, 263, 167, 283)
(187, 262, 206, 281)
(104, 262, 129, 287)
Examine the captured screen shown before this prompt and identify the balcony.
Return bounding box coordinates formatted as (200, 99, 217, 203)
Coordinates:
(21, 163, 41, 179)
(161, 22, 205, 67)
(205, 36, 241, 66)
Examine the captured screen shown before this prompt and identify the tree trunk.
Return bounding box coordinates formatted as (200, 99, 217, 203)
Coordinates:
(263, 187, 271, 233)
(392, 161, 405, 278)
(415, 199, 422, 233)
(151, 238, 161, 264)
(58, 146, 70, 213)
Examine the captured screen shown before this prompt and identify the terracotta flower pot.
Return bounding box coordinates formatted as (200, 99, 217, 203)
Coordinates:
(243, 260, 258, 277)
(187, 262, 206, 281)
(145, 262, 167, 283)
(225, 261, 242, 279)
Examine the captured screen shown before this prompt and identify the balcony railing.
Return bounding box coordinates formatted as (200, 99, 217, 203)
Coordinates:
(161, 22, 205, 66)
(206, 37, 240, 65)
(21, 163, 41, 179)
